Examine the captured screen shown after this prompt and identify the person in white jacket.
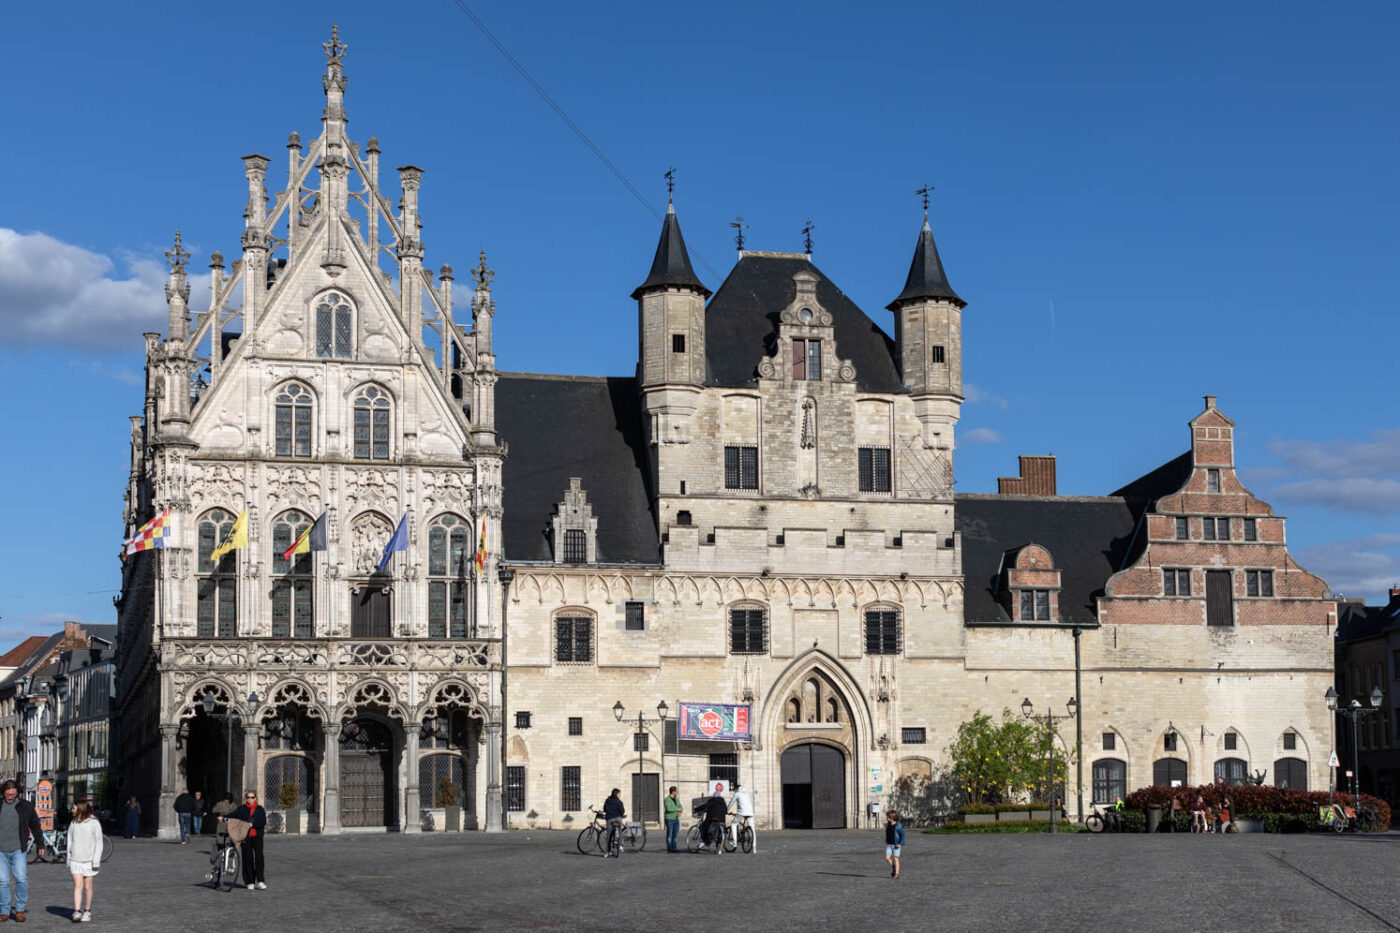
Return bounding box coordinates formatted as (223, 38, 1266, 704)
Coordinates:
(66, 801, 102, 923)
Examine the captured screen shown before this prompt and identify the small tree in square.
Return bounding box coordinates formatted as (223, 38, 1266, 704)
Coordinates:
(948, 708, 1056, 804)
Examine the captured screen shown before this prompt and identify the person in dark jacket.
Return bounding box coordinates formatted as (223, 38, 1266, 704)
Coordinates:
(228, 791, 268, 889)
(601, 789, 626, 858)
(701, 791, 728, 852)
(0, 780, 46, 921)
(173, 789, 195, 844)
(884, 810, 905, 879)
(191, 791, 207, 836)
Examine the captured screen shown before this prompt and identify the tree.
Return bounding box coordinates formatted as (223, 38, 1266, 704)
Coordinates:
(947, 708, 1068, 804)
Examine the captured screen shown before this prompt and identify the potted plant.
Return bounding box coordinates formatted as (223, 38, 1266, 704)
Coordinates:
(438, 777, 460, 832)
(278, 780, 301, 835)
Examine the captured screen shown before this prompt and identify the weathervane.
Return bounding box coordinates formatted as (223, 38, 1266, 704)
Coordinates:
(165, 231, 190, 275)
(730, 215, 748, 251)
(664, 167, 676, 202)
(801, 219, 815, 255)
(916, 184, 934, 217)
(323, 24, 347, 67)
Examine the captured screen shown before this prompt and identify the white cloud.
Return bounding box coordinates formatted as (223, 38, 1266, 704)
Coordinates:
(0, 228, 208, 350)
(964, 383, 1008, 409)
(1262, 429, 1400, 513)
(962, 427, 1001, 445)
(1270, 478, 1400, 513)
(70, 358, 143, 386)
(1293, 534, 1400, 602)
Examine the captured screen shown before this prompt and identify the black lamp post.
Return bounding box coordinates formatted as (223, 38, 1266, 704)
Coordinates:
(497, 564, 515, 832)
(614, 700, 670, 816)
(1021, 696, 1077, 834)
(1327, 685, 1383, 811)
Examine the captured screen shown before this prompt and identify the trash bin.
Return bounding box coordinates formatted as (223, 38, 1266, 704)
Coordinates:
(1145, 804, 1162, 834)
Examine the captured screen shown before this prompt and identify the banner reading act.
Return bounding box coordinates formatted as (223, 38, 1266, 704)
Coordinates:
(678, 702, 751, 741)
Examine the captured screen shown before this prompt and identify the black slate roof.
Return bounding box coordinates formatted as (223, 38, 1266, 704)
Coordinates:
(1338, 599, 1400, 642)
(1110, 451, 1192, 502)
(887, 219, 964, 309)
(955, 494, 1141, 625)
(496, 373, 660, 565)
(705, 253, 904, 393)
(631, 204, 710, 300)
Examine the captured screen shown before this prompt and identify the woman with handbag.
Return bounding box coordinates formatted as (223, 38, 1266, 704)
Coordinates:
(227, 792, 267, 890)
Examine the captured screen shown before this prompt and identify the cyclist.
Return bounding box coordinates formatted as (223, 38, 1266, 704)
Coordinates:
(728, 782, 756, 852)
(601, 788, 626, 858)
(701, 788, 728, 853)
(1107, 796, 1124, 832)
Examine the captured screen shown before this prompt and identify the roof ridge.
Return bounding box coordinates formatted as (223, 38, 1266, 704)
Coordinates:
(498, 371, 625, 384)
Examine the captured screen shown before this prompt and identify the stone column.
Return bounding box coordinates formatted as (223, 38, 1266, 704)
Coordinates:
(403, 724, 421, 833)
(241, 721, 259, 797)
(157, 723, 180, 840)
(320, 721, 342, 835)
(484, 719, 502, 832)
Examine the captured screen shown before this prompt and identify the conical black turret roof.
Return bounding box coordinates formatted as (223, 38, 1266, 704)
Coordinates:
(887, 218, 963, 310)
(631, 202, 710, 299)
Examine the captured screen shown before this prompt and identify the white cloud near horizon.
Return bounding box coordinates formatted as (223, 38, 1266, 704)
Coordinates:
(962, 427, 1001, 445)
(1293, 534, 1400, 601)
(0, 228, 206, 351)
(964, 383, 1008, 409)
(1265, 429, 1400, 513)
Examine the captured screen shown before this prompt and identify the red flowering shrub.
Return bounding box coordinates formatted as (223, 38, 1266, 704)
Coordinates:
(1124, 784, 1391, 831)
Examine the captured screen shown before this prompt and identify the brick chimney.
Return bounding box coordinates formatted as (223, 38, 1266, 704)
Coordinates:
(998, 455, 1057, 496)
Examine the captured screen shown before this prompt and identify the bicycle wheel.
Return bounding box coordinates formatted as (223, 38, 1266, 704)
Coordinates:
(623, 824, 646, 853)
(101, 835, 114, 862)
(739, 825, 754, 853)
(723, 826, 737, 852)
(609, 826, 621, 858)
(24, 842, 37, 865)
(685, 823, 702, 853)
(219, 847, 240, 892)
(1084, 813, 1104, 833)
(576, 825, 599, 855)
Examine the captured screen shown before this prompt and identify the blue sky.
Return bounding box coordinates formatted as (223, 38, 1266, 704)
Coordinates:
(1, 1, 1397, 642)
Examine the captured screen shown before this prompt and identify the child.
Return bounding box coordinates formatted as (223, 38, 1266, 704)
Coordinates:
(67, 800, 103, 922)
(884, 810, 904, 879)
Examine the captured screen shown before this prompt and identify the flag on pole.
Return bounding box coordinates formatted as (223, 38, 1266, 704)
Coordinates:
(209, 510, 248, 563)
(475, 517, 487, 573)
(124, 508, 173, 555)
(377, 512, 409, 572)
(281, 512, 328, 561)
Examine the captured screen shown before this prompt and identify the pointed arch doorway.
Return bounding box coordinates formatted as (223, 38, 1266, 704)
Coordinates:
(781, 743, 846, 828)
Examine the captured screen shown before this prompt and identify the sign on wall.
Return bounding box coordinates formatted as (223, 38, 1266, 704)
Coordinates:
(35, 780, 54, 831)
(678, 703, 751, 741)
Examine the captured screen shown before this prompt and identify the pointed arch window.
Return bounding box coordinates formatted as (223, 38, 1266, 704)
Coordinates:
(353, 386, 392, 460)
(275, 383, 314, 458)
(271, 510, 315, 638)
(197, 509, 238, 637)
(315, 292, 354, 358)
(428, 515, 471, 638)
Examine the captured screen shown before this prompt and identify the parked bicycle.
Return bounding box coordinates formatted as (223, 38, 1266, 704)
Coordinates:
(26, 827, 115, 865)
(1083, 805, 1124, 834)
(577, 807, 609, 855)
(206, 832, 241, 891)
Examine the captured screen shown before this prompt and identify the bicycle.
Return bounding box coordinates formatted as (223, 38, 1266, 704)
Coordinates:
(577, 808, 608, 855)
(206, 831, 241, 891)
(1083, 806, 1124, 834)
(729, 814, 755, 853)
(685, 816, 729, 854)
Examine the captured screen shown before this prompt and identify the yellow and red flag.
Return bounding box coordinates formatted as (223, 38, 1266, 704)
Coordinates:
(475, 517, 487, 573)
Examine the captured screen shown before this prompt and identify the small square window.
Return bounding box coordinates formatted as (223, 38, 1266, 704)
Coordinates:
(1164, 733, 1178, 752)
(1174, 517, 1188, 540)
(672, 334, 686, 353)
(1102, 732, 1116, 751)
(901, 727, 927, 745)
(1203, 518, 1229, 541)
(1243, 518, 1257, 542)
(1224, 732, 1237, 750)
(633, 732, 649, 752)
(1207, 469, 1221, 493)
(1283, 732, 1296, 750)
(568, 717, 583, 736)
(515, 711, 532, 729)
(624, 601, 645, 632)
(676, 510, 692, 526)
(931, 345, 946, 364)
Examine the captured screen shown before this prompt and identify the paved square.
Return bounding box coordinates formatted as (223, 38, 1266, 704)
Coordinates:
(20, 829, 1399, 931)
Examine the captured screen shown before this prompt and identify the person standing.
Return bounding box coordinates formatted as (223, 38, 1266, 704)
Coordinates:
(172, 789, 195, 844)
(123, 797, 140, 840)
(229, 791, 267, 889)
(66, 801, 102, 923)
(663, 787, 682, 853)
(191, 791, 207, 837)
(0, 779, 45, 921)
(884, 810, 904, 879)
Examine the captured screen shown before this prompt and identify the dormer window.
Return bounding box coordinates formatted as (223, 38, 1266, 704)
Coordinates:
(793, 339, 821, 381)
(551, 478, 598, 565)
(1018, 590, 1051, 621)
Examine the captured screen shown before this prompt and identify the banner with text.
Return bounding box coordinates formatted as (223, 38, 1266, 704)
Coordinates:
(679, 702, 751, 741)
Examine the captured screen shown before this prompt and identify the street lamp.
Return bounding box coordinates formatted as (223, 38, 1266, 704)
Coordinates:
(1021, 696, 1077, 834)
(1327, 685, 1383, 812)
(497, 564, 515, 833)
(614, 700, 670, 817)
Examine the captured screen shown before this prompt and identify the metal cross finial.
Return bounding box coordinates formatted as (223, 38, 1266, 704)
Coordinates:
(730, 215, 748, 252)
(472, 249, 494, 288)
(664, 167, 676, 201)
(165, 231, 190, 275)
(802, 219, 815, 255)
(323, 24, 347, 66)
(916, 184, 934, 216)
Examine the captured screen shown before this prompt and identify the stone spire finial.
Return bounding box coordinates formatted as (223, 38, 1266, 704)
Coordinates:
(323, 24, 347, 74)
(164, 231, 191, 304)
(472, 250, 494, 290)
(916, 184, 933, 221)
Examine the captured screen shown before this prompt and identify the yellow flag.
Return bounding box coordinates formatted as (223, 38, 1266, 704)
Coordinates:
(209, 510, 248, 563)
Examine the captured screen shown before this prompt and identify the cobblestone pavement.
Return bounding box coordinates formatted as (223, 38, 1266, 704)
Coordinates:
(14, 829, 1399, 932)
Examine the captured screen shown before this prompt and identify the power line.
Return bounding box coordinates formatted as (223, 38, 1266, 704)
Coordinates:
(445, 0, 722, 282)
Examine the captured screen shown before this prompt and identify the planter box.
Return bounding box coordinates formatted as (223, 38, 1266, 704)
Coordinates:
(964, 813, 996, 824)
(1027, 810, 1050, 822)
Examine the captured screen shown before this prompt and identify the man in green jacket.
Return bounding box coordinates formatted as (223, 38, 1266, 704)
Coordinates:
(663, 787, 683, 852)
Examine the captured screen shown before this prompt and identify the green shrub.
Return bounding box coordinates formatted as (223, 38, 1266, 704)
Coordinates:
(958, 803, 995, 815)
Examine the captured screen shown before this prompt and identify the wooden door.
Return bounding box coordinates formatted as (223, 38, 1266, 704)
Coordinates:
(631, 773, 660, 823)
(1206, 570, 1234, 627)
(810, 744, 846, 829)
(352, 586, 392, 638)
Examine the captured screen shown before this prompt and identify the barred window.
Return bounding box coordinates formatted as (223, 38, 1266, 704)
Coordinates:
(197, 509, 238, 637)
(505, 765, 526, 812)
(555, 615, 594, 663)
(419, 753, 466, 810)
(562, 529, 587, 565)
(1103, 732, 1116, 751)
(264, 755, 315, 811)
(568, 717, 583, 736)
(729, 607, 767, 654)
(708, 753, 738, 787)
(271, 511, 315, 638)
(633, 732, 649, 752)
(428, 515, 470, 638)
(1163, 569, 1192, 597)
(515, 711, 532, 729)
(1017, 590, 1051, 621)
(274, 383, 314, 458)
(724, 446, 758, 490)
(1246, 570, 1274, 597)
(1283, 732, 1296, 751)
(1092, 759, 1126, 804)
(901, 727, 926, 745)
(672, 334, 686, 353)
(1224, 731, 1237, 750)
(858, 447, 892, 493)
(624, 601, 645, 632)
(865, 609, 901, 655)
(931, 345, 945, 364)
(314, 292, 353, 359)
(353, 386, 392, 460)
(561, 766, 582, 811)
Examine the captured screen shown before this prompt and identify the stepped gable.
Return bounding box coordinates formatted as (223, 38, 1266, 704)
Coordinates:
(956, 494, 1140, 625)
(496, 373, 660, 565)
(704, 253, 903, 392)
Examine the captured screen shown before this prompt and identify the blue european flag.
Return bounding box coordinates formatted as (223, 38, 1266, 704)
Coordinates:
(377, 513, 409, 572)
